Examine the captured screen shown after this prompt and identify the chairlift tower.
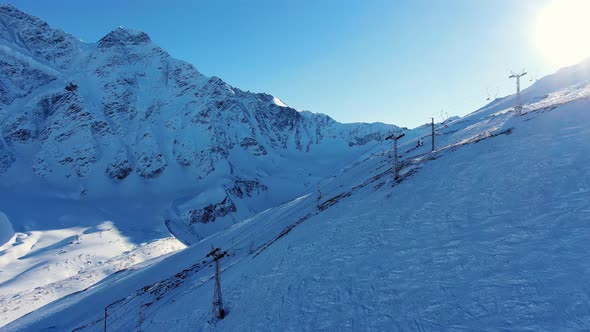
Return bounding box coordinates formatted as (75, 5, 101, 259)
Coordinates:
(207, 247, 228, 322)
(386, 132, 405, 180)
(431, 117, 435, 151)
(316, 184, 322, 209)
(509, 70, 527, 115)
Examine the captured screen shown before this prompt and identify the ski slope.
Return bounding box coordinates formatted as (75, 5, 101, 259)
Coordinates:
(6, 61, 590, 331)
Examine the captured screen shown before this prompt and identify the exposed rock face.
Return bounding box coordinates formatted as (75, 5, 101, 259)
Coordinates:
(97, 27, 152, 49)
(239, 137, 267, 156)
(0, 54, 56, 105)
(227, 180, 268, 199)
(0, 5, 400, 243)
(0, 149, 15, 176)
(0, 4, 80, 70)
(106, 156, 132, 180)
(186, 196, 237, 225)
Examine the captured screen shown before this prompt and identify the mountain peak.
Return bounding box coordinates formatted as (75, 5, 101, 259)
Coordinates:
(0, 3, 22, 13)
(98, 27, 152, 48)
(0, 4, 50, 29)
(0, 3, 16, 10)
(0, 4, 78, 70)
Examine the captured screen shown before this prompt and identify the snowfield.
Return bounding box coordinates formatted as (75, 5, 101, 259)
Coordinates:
(5, 58, 590, 331)
(0, 220, 184, 327)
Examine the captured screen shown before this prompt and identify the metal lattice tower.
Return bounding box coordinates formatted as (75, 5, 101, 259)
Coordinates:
(509, 70, 527, 115)
(386, 132, 405, 180)
(431, 117, 435, 151)
(317, 184, 322, 209)
(207, 247, 228, 322)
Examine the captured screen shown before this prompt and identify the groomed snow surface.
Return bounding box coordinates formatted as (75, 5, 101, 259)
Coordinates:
(5, 63, 590, 331)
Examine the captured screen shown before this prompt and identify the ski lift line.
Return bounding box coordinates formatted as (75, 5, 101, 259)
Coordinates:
(139, 257, 243, 330)
(243, 124, 432, 246)
(224, 201, 307, 249)
(440, 93, 481, 113)
(223, 149, 386, 252)
(227, 175, 346, 250)
(223, 140, 385, 247)
(139, 280, 217, 330)
(396, 125, 451, 150)
(100, 109, 507, 330)
(395, 94, 490, 152)
(238, 149, 385, 238)
(105, 293, 142, 315)
(485, 87, 501, 101)
(98, 251, 216, 326)
(98, 150, 388, 327)
(106, 306, 146, 331)
(228, 156, 390, 253)
(108, 257, 229, 331)
(225, 185, 327, 246)
(437, 89, 492, 118)
(100, 302, 145, 332)
(278, 138, 383, 208)
(315, 139, 384, 188)
(96, 239, 242, 329)
(93, 140, 385, 331)
(117, 289, 181, 332)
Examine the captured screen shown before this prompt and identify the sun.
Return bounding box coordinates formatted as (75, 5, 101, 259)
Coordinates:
(534, 0, 590, 67)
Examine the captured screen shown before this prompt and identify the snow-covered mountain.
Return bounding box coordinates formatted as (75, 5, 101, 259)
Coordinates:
(4, 5, 590, 331)
(0, 4, 402, 325)
(6, 52, 590, 331)
(0, 3, 398, 245)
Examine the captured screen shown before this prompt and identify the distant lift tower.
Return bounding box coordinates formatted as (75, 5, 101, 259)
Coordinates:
(207, 247, 228, 322)
(386, 132, 405, 180)
(509, 70, 527, 115)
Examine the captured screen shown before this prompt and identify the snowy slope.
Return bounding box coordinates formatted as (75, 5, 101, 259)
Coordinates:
(6, 59, 590, 331)
(0, 221, 184, 327)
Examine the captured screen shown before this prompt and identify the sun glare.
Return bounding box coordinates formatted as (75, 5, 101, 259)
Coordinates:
(534, 0, 590, 67)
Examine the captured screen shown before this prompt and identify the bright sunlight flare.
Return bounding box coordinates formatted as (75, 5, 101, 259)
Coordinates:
(535, 0, 590, 67)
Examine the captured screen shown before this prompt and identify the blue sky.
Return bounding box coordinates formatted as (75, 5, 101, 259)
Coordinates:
(8, 0, 564, 127)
